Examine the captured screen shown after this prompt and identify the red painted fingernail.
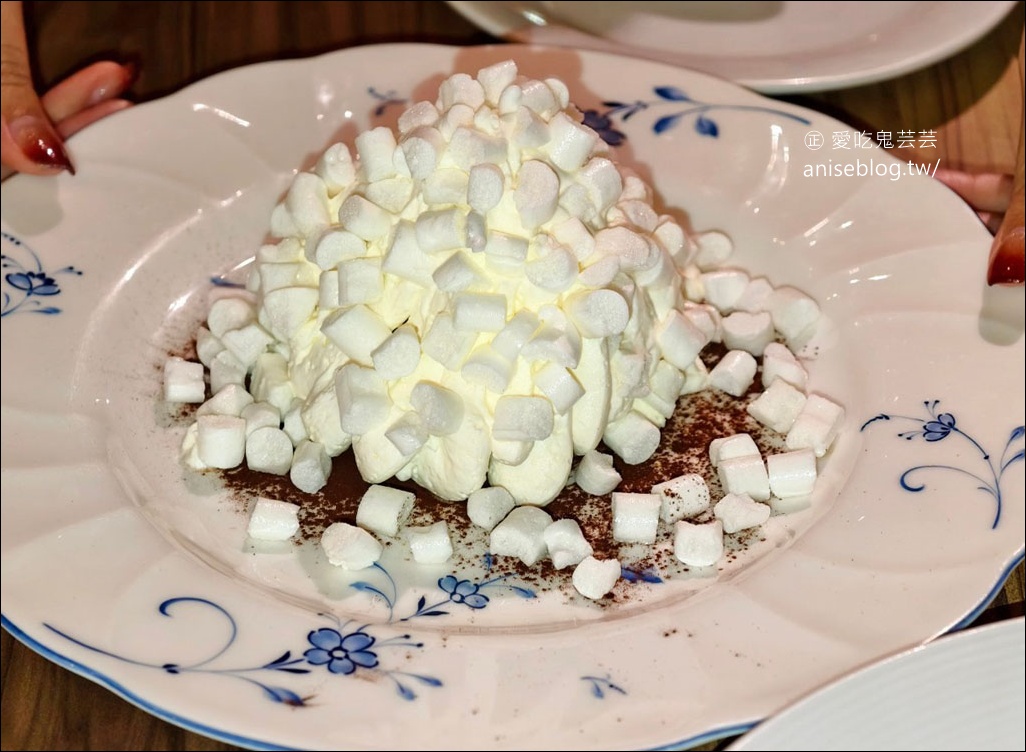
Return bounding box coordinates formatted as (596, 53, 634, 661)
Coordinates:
(7, 115, 75, 175)
(987, 226, 1025, 286)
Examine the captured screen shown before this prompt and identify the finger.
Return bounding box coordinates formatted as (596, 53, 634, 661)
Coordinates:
(978, 211, 1005, 235)
(987, 87, 1025, 286)
(934, 168, 1014, 214)
(40, 60, 137, 124)
(0, 0, 75, 175)
(55, 97, 132, 139)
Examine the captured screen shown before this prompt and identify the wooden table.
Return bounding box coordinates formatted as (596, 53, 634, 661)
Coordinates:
(2, 2, 1024, 749)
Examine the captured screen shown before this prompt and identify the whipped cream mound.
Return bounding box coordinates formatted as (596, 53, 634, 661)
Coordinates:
(173, 60, 830, 517)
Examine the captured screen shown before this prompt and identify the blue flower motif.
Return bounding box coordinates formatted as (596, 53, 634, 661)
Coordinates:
(581, 109, 627, 146)
(6, 271, 60, 296)
(922, 413, 956, 442)
(438, 575, 489, 609)
(304, 627, 379, 675)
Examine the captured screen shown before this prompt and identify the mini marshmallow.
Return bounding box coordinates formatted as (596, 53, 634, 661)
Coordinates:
(603, 411, 660, 465)
(761, 341, 809, 390)
(544, 112, 598, 172)
(490, 309, 539, 361)
(421, 311, 476, 370)
(612, 492, 661, 543)
(489, 506, 554, 565)
(611, 199, 659, 233)
(484, 231, 529, 267)
(577, 157, 623, 214)
(335, 364, 391, 434)
(466, 211, 487, 253)
(308, 229, 366, 270)
(652, 473, 711, 523)
(416, 208, 467, 254)
(552, 216, 596, 261)
(718, 455, 771, 501)
(656, 310, 709, 370)
(164, 357, 205, 403)
(197, 383, 254, 417)
(533, 362, 584, 414)
(250, 352, 295, 415)
(196, 414, 247, 469)
(207, 296, 255, 338)
(477, 60, 518, 105)
(241, 401, 281, 436)
(702, 269, 750, 313)
(508, 105, 550, 152)
(356, 484, 416, 537)
(564, 289, 629, 338)
(709, 432, 760, 468)
(338, 194, 392, 241)
(258, 262, 318, 294)
(747, 379, 807, 434)
(290, 439, 331, 493)
(245, 426, 294, 475)
(400, 126, 445, 180)
(735, 277, 775, 313)
(337, 258, 384, 306)
(680, 358, 710, 396)
(673, 519, 724, 567)
(467, 486, 516, 531)
(221, 322, 275, 370)
(385, 411, 428, 457)
(371, 324, 421, 380)
(654, 218, 686, 260)
(767, 448, 818, 498)
(519, 78, 560, 118)
(382, 221, 435, 287)
(714, 492, 771, 533)
(432, 251, 478, 292)
(423, 168, 468, 205)
(522, 306, 581, 368)
(595, 226, 654, 271)
(261, 287, 319, 342)
(398, 100, 440, 134)
(767, 286, 820, 341)
(786, 394, 845, 457)
(468, 163, 505, 213)
(318, 269, 339, 310)
(574, 450, 622, 495)
(461, 346, 513, 393)
(447, 127, 507, 170)
(321, 522, 383, 570)
(195, 327, 225, 368)
(692, 230, 733, 270)
(525, 240, 578, 293)
(708, 349, 757, 397)
(407, 521, 453, 564)
(514, 160, 559, 229)
(544, 519, 594, 570)
(302, 385, 351, 457)
(247, 497, 301, 541)
(490, 438, 533, 466)
(572, 556, 620, 600)
(682, 264, 705, 302)
(721, 311, 774, 355)
(453, 292, 507, 332)
(355, 126, 398, 182)
(493, 395, 554, 441)
(411, 381, 465, 436)
(315, 142, 357, 194)
(282, 399, 309, 445)
(321, 304, 392, 366)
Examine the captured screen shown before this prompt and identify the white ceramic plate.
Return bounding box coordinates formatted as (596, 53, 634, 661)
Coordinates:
(1, 43, 1023, 751)
(727, 616, 1026, 750)
(446, 1, 1019, 93)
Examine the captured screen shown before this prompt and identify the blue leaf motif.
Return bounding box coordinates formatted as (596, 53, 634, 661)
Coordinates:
(262, 685, 306, 705)
(1003, 450, 1024, 471)
(1011, 426, 1025, 442)
(509, 586, 536, 598)
(694, 115, 719, 137)
(653, 113, 684, 134)
(654, 86, 690, 101)
(397, 682, 416, 700)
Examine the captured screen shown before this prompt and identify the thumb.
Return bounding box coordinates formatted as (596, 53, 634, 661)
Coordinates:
(1, 0, 75, 176)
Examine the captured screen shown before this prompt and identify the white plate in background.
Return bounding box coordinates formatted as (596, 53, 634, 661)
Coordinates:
(727, 617, 1026, 751)
(447, 1, 1019, 93)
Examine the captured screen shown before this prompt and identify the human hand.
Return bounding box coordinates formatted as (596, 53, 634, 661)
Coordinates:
(1, 0, 135, 178)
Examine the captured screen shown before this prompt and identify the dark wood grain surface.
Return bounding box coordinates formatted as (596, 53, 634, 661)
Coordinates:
(2, 2, 1024, 750)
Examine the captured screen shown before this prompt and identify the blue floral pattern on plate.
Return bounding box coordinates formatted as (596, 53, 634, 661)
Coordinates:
(861, 400, 1024, 528)
(1, 232, 82, 318)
